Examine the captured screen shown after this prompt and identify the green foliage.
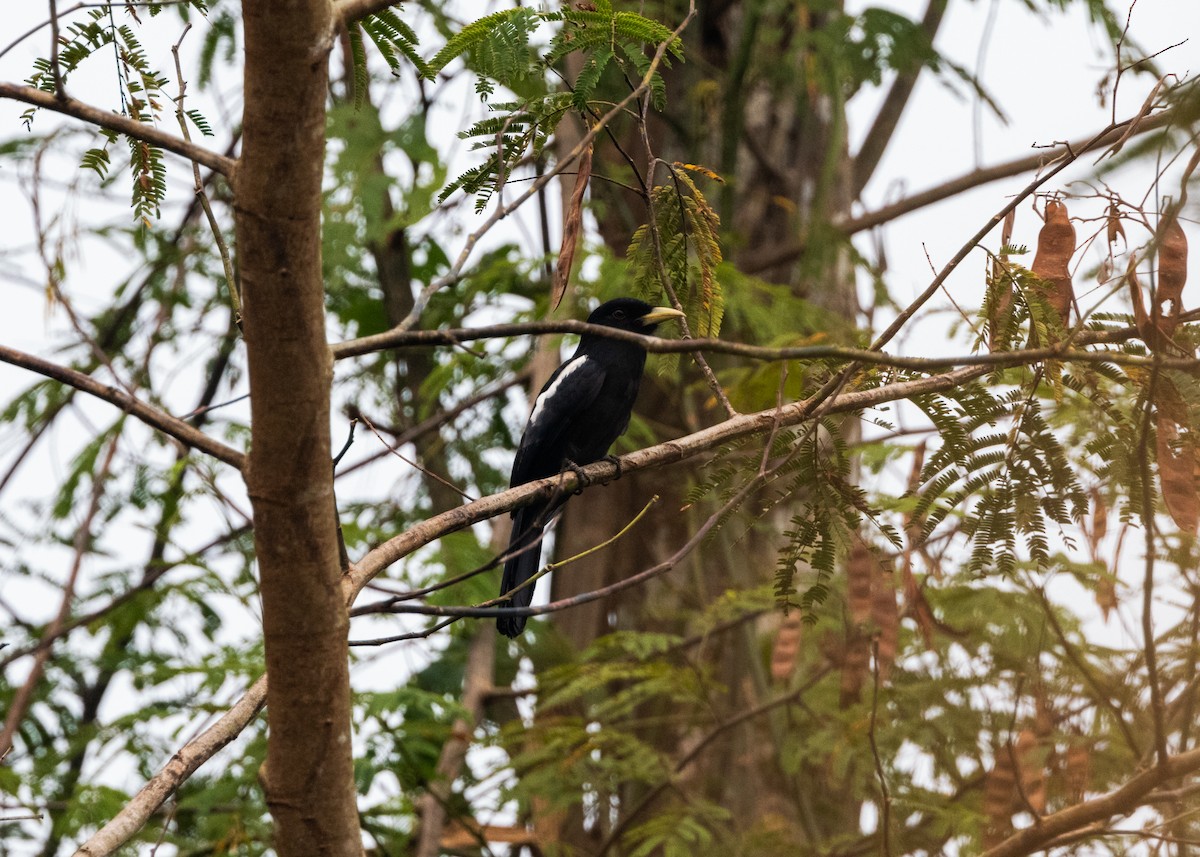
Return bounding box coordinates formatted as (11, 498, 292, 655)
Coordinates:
(912, 377, 1087, 576)
(770, 420, 878, 614)
(627, 174, 724, 344)
(430, 2, 682, 209)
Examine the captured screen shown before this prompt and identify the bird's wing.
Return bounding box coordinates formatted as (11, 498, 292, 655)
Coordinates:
(510, 354, 606, 485)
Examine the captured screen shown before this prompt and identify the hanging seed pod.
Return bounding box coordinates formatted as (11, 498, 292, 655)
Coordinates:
(1064, 740, 1091, 802)
(1154, 208, 1189, 341)
(989, 210, 1018, 350)
(1156, 414, 1200, 533)
(1031, 199, 1076, 327)
(871, 564, 899, 681)
(1016, 728, 1047, 815)
(839, 637, 869, 708)
(983, 741, 1017, 847)
(1095, 574, 1118, 621)
(847, 538, 874, 625)
(1126, 256, 1156, 348)
(770, 613, 804, 683)
(552, 141, 593, 310)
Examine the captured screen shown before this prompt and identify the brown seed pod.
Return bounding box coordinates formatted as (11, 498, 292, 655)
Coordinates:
(1064, 741, 1091, 802)
(1155, 209, 1189, 340)
(1127, 257, 1155, 348)
(847, 538, 874, 625)
(769, 613, 804, 683)
(983, 742, 1017, 847)
(871, 565, 898, 681)
(1031, 199, 1076, 327)
(1156, 414, 1200, 533)
(1015, 728, 1047, 815)
(552, 141, 593, 311)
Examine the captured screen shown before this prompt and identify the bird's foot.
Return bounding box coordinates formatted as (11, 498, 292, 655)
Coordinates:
(602, 454, 623, 484)
(564, 459, 590, 495)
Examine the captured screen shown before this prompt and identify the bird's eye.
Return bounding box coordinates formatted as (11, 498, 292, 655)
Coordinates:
(613, 310, 626, 320)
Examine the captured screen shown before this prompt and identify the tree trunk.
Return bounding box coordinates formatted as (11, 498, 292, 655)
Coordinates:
(237, 2, 361, 854)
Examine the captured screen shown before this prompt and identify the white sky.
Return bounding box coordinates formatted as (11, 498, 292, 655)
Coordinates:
(0, 0, 1198, 849)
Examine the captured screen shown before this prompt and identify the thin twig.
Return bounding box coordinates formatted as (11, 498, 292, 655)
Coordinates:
(0, 436, 118, 760)
(868, 638, 893, 857)
(171, 28, 241, 325)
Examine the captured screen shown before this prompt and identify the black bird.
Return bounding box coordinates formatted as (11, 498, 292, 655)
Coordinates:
(497, 298, 684, 638)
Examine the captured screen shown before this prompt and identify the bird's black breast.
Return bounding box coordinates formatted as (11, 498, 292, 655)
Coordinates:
(510, 338, 647, 487)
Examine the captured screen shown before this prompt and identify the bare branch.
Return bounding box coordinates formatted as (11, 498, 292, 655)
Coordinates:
(0, 82, 235, 177)
(332, 315, 1200, 373)
(851, 0, 948, 196)
(747, 105, 1184, 275)
(73, 677, 269, 857)
(980, 747, 1200, 857)
(0, 345, 245, 469)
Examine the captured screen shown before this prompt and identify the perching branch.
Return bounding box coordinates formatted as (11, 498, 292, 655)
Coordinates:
(332, 315, 1200, 372)
(0, 82, 235, 177)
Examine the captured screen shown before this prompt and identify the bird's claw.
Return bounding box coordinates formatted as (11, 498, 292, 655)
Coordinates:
(564, 459, 590, 495)
(603, 454, 623, 483)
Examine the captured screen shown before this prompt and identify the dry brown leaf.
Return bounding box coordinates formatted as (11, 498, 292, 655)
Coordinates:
(1106, 201, 1126, 246)
(770, 613, 804, 683)
(1156, 414, 1200, 533)
(1031, 199, 1076, 327)
(552, 142, 593, 311)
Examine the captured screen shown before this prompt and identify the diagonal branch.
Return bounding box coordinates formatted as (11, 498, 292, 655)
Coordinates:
(747, 105, 1184, 275)
(0, 345, 245, 470)
(0, 82, 235, 177)
(851, 0, 948, 197)
(980, 747, 1200, 857)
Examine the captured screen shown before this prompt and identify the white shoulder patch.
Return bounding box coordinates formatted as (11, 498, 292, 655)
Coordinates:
(529, 356, 590, 427)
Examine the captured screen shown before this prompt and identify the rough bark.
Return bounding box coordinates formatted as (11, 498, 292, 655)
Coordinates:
(237, 1, 361, 854)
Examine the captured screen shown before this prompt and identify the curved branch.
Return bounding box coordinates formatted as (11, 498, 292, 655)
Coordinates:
(0, 345, 245, 470)
(981, 747, 1200, 857)
(0, 82, 235, 177)
(343, 363, 990, 600)
(73, 676, 268, 857)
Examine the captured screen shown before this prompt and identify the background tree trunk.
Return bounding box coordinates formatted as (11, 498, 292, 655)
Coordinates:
(548, 0, 867, 844)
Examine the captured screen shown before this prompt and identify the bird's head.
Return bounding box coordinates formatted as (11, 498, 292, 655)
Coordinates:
(587, 298, 685, 334)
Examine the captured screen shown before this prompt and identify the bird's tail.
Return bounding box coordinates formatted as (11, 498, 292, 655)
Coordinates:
(497, 504, 545, 638)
